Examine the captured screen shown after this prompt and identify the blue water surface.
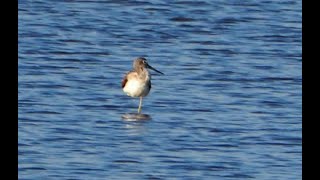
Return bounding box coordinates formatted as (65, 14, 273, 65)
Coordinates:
(18, 0, 302, 179)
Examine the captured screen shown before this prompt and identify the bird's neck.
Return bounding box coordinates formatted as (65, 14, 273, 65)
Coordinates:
(137, 68, 150, 81)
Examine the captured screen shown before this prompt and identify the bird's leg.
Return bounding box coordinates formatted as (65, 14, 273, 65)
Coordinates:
(138, 96, 143, 114)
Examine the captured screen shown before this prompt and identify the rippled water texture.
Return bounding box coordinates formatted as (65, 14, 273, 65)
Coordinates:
(19, 0, 302, 179)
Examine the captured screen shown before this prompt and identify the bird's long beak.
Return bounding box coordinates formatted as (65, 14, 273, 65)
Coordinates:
(147, 64, 164, 75)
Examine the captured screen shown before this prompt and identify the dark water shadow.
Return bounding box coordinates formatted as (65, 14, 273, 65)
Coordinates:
(121, 113, 152, 121)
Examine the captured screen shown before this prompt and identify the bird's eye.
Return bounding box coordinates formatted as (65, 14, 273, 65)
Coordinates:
(143, 60, 147, 64)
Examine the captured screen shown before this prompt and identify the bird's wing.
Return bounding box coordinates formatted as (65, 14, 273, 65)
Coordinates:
(122, 71, 137, 88)
(121, 74, 128, 88)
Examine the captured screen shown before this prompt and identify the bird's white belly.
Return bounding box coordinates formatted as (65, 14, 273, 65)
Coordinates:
(123, 79, 150, 97)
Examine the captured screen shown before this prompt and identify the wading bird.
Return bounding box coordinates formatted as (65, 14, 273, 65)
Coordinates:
(122, 57, 164, 114)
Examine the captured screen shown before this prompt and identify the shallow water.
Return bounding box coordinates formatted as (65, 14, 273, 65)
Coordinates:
(19, 0, 301, 179)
